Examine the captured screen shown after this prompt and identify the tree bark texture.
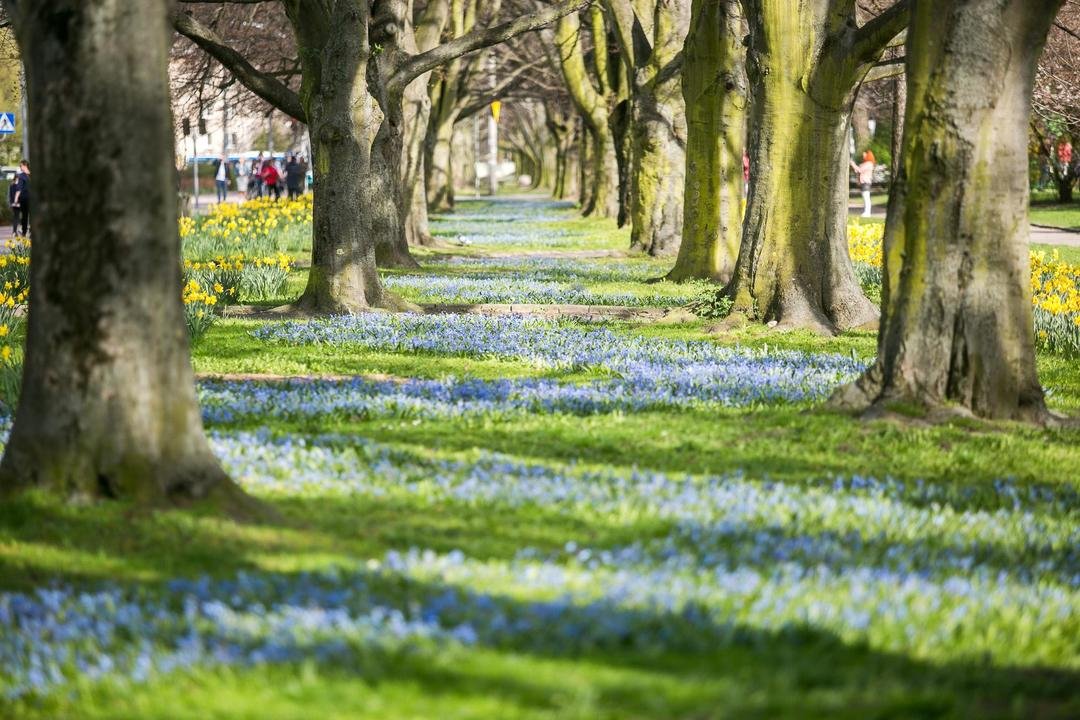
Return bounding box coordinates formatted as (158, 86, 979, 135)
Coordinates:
(0, 0, 248, 508)
(293, 0, 407, 312)
(832, 0, 1061, 422)
(610, 0, 691, 256)
(551, 14, 620, 218)
(891, 71, 906, 174)
(726, 0, 908, 333)
(666, 0, 746, 282)
(426, 93, 459, 211)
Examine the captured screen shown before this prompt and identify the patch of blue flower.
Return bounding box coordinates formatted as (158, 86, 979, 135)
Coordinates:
(3, 427, 1077, 701)
(382, 274, 684, 307)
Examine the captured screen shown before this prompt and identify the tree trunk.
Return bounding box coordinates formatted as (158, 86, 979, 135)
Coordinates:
(552, 14, 619, 219)
(891, 72, 906, 179)
(426, 108, 458, 212)
(627, 78, 686, 255)
(610, 98, 632, 227)
(832, 0, 1061, 422)
(624, 0, 690, 256)
(725, 0, 902, 333)
(0, 0, 250, 510)
(1056, 176, 1074, 204)
(578, 120, 594, 210)
(588, 125, 621, 218)
(400, 69, 436, 249)
(371, 113, 422, 270)
(666, 0, 746, 282)
(851, 92, 872, 151)
(405, 172, 438, 245)
(295, 2, 405, 313)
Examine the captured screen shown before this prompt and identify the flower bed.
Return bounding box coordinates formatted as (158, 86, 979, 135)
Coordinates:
(2, 428, 1076, 701)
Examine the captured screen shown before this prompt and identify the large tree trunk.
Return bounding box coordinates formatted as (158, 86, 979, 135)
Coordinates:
(627, 79, 686, 255)
(0, 0, 249, 509)
(552, 14, 619, 219)
(624, 1, 690, 256)
(587, 125, 621, 218)
(426, 106, 458, 212)
(295, 2, 404, 313)
(666, 0, 745, 282)
(371, 95, 422, 270)
(832, 0, 1061, 422)
(400, 71, 437, 249)
(725, 0, 903, 333)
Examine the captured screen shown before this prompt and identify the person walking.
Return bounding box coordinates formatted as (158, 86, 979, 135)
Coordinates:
(251, 153, 265, 198)
(260, 157, 281, 201)
(213, 155, 231, 203)
(285, 153, 305, 200)
(8, 174, 20, 237)
(850, 150, 876, 218)
(11, 160, 30, 237)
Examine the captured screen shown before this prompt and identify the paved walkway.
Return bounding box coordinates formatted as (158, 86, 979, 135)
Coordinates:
(848, 197, 1080, 248)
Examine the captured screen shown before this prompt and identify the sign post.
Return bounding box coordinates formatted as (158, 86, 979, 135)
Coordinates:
(488, 100, 500, 196)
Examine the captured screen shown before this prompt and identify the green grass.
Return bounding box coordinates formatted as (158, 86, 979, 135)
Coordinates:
(4, 198, 1080, 719)
(1029, 199, 1080, 231)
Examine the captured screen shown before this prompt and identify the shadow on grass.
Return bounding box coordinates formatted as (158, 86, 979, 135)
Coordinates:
(335, 405, 1080, 495)
(5, 557, 1078, 719)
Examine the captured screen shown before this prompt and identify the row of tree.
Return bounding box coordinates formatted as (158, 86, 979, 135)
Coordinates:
(0, 0, 1067, 506)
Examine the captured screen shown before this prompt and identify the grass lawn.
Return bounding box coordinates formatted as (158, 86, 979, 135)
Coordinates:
(2, 198, 1079, 719)
(1029, 199, 1080, 232)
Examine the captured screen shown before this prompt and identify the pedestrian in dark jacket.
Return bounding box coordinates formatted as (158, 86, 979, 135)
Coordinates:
(12, 160, 29, 237)
(285, 154, 306, 199)
(8, 175, 19, 237)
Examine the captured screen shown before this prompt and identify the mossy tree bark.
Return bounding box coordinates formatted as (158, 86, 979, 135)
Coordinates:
(724, 0, 909, 333)
(607, 0, 691, 256)
(549, 14, 620, 218)
(396, 0, 450, 254)
(545, 102, 577, 199)
(424, 0, 475, 214)
(0, 0, 250, 509)
(426, 73, 461, 212)
(666, 0, 746, 282)
(832, 0, 1061, 422)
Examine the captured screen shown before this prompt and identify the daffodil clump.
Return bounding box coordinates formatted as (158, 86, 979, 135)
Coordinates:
(183, 251, 294, 303)
(0, 238, 31, 409)
(0, 237, 31, 289)
(847, 224, 1080, 356)
(180, 195, 312, 259)
(0, 279, 30, 404)
(182, 279, 219, 345)
(1031, 250, 1080, 356)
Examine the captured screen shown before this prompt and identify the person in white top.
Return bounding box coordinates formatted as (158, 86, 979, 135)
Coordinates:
(850, 150, 876, 217)
(213, 155, 230, 204)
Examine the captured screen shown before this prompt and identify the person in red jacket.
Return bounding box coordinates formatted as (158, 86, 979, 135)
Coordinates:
(260, 159, 281, 201)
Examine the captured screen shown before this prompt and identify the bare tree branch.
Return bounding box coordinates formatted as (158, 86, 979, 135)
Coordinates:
(390, 0, 593, 93)
(853, 0, 910, 62)
(171, 8, 307, 122)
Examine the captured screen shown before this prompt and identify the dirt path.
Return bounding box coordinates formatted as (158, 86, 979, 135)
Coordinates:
(224, 302, 698, 323)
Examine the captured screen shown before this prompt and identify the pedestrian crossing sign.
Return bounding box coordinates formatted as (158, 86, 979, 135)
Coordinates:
(0, 113, 14, 134)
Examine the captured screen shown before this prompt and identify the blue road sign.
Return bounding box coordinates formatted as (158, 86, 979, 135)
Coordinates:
(0, 113, 15, 134)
